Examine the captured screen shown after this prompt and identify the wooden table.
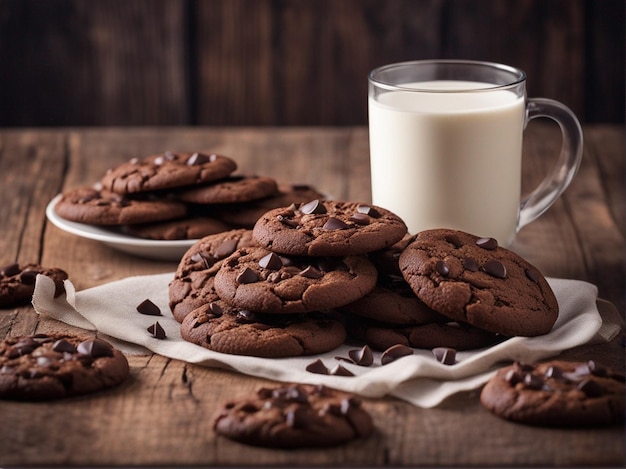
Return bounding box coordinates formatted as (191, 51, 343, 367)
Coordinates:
(0, 125, 623, 467)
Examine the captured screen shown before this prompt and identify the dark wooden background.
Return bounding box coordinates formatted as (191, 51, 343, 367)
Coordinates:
(0, 0, 623, 127)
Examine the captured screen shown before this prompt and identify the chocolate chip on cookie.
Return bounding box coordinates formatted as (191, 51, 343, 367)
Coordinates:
(213, 383, 374, 448)
(480, 360, 625, 426)
(0, 333, 129, 400)
(399, 229, 559, 337)
(213, 246, 378, 314)
(252, 200, 407, 256)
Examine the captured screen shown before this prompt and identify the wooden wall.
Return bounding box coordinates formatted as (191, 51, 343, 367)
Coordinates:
(0, 0, 623, 126)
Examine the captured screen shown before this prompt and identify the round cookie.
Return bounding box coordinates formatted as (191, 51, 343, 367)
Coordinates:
(121, 216, 230, 240)
(347, 318, 500, 351)
(480, 360, 625, 426)
(213, 246, 378, 314)
(0, 333, 129, 400)
(0, 263, 68, 308)
(101, 151, 237, 194)
(209, 184, 326, 229)
(176, 175, 279, 204)
(213, 383, 374, 448)
(340, 282, 446, 326)
(252, 200, 407, 256)
(168, 229, 257, 322)
(181, 301, 346, 358)
(399, 229, 559, 337)
(54, 187, 187, 225)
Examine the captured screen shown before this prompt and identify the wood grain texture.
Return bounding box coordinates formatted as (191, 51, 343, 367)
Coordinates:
(0, 126, 623, 467)
(0, 0, 622, 126)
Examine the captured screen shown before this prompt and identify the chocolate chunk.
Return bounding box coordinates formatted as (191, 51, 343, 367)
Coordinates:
(235, 310, 257, 323)
(52, 339, 77, 354)
(432, 347, 456, 365)
(435, 260, 449, 276)
(348, 345, 373, 366)
(186, 152, 212, 166)
(349, 213, 370, 225)
(299, 265, 324, 279)
(523, 373, 544, 390)
(77, 339, 114, 358)
(236, 267, 259, 284)
(299, 199, 327, 215)
(329, 364, 355, 376)
(277, 214, 299, 228)
(306, 358, 329, 375)
(476, 237, 498, 250)
(259, 252, 283, 270)
(214, 239, 239, 258)
(482, 259, 507, 279)
(1, 263, 20, 277)
(577, 379, 604, 398)
(136, 298, 162, 316)
(147, 321, 167, 340)
(356, 205, 381, 218)
(462, 257, 479, 272)
(381, 344, 413, 365)
(19, 270, 39, 285)
(525, 268, 539, 284)
(322, 217, 350, 231)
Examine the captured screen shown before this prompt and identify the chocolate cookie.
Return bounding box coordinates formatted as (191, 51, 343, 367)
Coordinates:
(252, 200, 407, 256)
(340, 282, 446, 326)
(213, 246, 378, 314)
(399, 229, 559, 337)
(213, 383, 374, 448)
(0, 334, 129, 400)
(181, 302, 346, 358)
(168, 229, 257, 322)
(480, 360, 625, 426)
(347, 318, 501, 351)
(209, 184, 326, 229)
(176, 175, 279, 204)
(0, 263, 67, 308)
(101, 151, 237, 194)
(121, 216, 230, 240)
(54, 187, 187, 225)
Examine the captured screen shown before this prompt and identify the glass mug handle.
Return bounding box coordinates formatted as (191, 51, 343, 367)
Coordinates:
(517, 98, 584, 231)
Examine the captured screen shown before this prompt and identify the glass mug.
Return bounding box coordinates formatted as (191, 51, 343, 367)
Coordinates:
(368, 60, 583, 246)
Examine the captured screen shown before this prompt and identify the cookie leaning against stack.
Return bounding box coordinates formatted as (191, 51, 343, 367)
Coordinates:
(398, 228, 559, 337)
(177, 199, 409, 358)
(341, 236, 501, 352)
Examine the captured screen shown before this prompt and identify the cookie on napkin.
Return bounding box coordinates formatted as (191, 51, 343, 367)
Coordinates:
(399, 229, 559, 337)
(252, 200, 407, 257)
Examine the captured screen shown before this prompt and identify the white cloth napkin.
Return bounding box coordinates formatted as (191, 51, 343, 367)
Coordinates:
(32, 273, 622, 408)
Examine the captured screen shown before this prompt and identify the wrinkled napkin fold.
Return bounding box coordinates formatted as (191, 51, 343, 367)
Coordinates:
(32, 273, 622, 408)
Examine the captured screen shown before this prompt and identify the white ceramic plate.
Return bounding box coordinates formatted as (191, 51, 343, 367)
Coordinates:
(45, 195, 196, 261)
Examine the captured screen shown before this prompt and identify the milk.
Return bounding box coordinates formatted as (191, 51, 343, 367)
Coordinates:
(368, 80, 525, 245)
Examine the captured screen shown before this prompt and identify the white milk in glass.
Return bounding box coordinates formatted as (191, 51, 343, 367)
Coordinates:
(368, 80, 525, 245)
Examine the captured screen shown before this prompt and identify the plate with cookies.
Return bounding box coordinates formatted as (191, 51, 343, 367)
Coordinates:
(45, 150, 325, 261)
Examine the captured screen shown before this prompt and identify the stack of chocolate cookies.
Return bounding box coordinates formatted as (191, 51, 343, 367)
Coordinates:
(172, 199, 408, 358)
(172, 198, 562, 361)
(54, 151, 325, 240)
